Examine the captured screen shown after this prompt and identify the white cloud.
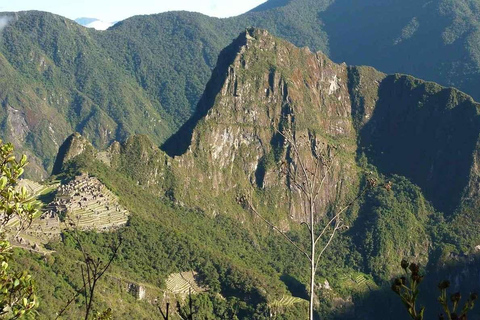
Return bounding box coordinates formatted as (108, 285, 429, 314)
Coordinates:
(84, 20, 114, 30)
(0, 15, 13, 32)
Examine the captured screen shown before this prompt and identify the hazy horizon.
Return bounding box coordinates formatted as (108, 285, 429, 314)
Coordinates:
(0, 0, 267, 23)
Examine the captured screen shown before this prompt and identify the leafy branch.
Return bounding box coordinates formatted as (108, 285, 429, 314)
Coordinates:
(392, 259, 477, 320)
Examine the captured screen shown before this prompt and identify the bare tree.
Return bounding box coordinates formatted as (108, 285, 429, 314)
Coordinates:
(176, 288, 194, 320)
(157, 301, 170, 320)
(56, 220, 122, 320)
(157, 288, 195, 320)
(78, 232, 121, 320)
(243, 129, 375, 320)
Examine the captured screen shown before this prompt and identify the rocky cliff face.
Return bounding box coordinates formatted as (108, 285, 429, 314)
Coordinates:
(167, 29, 480, 221)
(169, 29, 359, 222)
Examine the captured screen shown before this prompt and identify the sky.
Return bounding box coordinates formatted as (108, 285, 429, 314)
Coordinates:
(0, 0, 267, 22)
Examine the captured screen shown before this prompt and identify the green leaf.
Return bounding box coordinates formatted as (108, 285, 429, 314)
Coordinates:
(20, 155, 27, 166)
(0, 177, 7, 190)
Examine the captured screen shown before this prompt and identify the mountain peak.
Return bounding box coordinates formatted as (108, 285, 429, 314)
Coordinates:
(52, 133, 95, 175)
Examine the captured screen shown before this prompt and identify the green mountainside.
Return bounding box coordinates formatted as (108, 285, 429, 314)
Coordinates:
(3, 0, 480, 179)
(20, 29, 480, 319)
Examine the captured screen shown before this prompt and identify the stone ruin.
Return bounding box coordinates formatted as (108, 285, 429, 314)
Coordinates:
(14, 173, 129, 251)
(43, 173, 129, 231)
(128, 283, 146, 300)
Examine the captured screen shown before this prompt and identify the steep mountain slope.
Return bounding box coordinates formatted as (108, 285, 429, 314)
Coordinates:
(358, 75, 480, 214)
(321, 0, 480, 98)
(45, 29, 480, 319)
(3, 0, 480, 179)
(161, 28, 480, 221)
(0, 11, 173, 178)
(163, 28, 359, 222)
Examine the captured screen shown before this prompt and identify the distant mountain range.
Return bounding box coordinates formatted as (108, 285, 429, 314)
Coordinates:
(74, 17, 114, 30)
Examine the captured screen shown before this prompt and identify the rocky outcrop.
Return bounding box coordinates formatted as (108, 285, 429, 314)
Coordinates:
(168, 29, 360, 222)
(52, 132, 96, 174)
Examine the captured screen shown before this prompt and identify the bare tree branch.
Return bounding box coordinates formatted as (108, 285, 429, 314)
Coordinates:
(314, 219, 341, 274)
(158, 302, 169, 320)
(244, 194, 311, 262)
(300, 221, 311, 233)
(54, 284, 86, 320)
(63, 219, 123, 320)
(313, 204, 348, 247)
(278, 130, 314, 194)
(313, 184, 370, 247)
(312, 159, 332, 205)
(256, 125, 375, 320)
